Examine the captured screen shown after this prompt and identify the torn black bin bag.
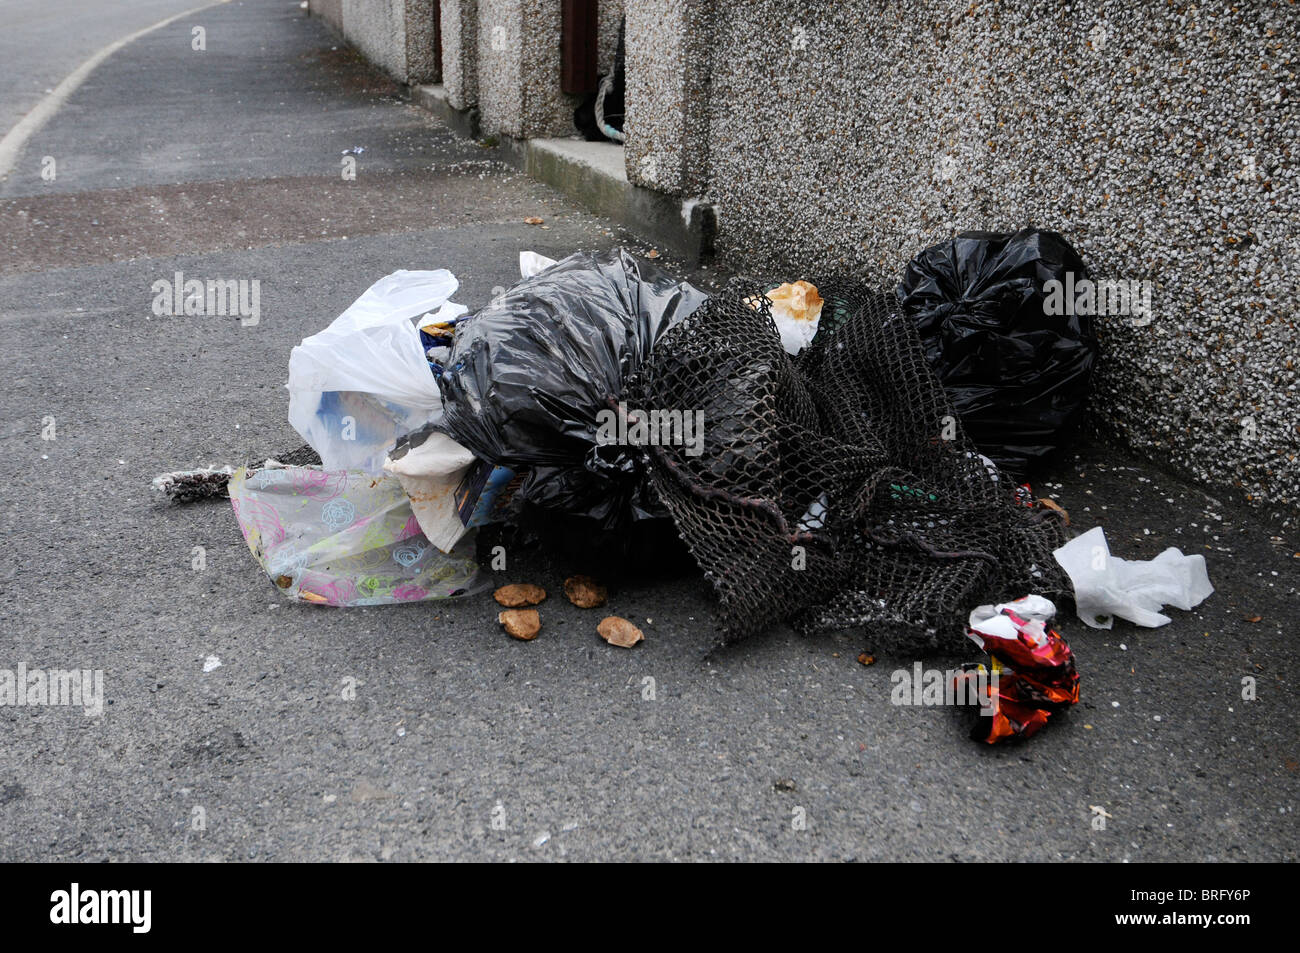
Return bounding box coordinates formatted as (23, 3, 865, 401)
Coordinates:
(438, 248, 708, 531)
(897, 228, 1098, 475)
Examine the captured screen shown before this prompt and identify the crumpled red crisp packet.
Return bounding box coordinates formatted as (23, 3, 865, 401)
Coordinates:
(957, 595, 1080, 744)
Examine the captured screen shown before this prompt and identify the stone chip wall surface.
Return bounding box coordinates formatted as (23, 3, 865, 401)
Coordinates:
(632, 0, 1297, 510)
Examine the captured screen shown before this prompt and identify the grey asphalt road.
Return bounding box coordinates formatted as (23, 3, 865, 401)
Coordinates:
(0, 0, 213, 134)
(0, 0, 1296, 862)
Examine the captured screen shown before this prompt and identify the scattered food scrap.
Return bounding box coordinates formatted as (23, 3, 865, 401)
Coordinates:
(564, 575, 607, 608)
(499, 609, 541, 640)
(494, 584, 547, 607)
(1038, 498, 1070, 524)
(597, 616, 643, 648)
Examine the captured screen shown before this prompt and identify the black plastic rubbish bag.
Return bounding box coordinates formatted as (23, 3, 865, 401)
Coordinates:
(897, 228, 1098, 475)
(438, 248, 708, 530)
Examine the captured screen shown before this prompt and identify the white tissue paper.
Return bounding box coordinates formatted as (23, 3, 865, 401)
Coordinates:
(1053, 526, 1214, 628)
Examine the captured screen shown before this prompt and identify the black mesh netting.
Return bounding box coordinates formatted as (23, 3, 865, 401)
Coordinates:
(626, 277, 1071, 649)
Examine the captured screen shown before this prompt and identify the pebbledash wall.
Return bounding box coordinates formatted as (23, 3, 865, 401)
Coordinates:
(446, 0, 624, 136)
(310, 0, 439, 84)
(312, 1, 624, 135)
(313, 0, 1299, 513)
(628, 0, 1298, 513)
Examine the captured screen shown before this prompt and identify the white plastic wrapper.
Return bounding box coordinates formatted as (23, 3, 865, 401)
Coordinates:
(967, 594, 1058, 647)
(519, 250, 558, 277)
(287, 270, 464, 473)
(1053, 526, 1214, 628)
(774, 312, 819, 355)
(383, 431, 477, 554)
(766, 280, 824, 355)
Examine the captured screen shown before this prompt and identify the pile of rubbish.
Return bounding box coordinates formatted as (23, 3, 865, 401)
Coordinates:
(156, 229, 1214, 745)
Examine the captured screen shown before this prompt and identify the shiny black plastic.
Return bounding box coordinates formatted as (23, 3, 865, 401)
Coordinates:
(897, 228, 1098, 475)
(438, 248, 708, 529)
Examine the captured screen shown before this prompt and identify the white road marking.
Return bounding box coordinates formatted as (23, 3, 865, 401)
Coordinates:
(0, 0, 232, 180)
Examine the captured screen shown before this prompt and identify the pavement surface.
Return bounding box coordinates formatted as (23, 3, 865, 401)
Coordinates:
(0, 0, 1296, 862)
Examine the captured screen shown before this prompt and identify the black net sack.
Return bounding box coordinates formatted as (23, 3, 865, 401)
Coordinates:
(628, 278, 1071, 649)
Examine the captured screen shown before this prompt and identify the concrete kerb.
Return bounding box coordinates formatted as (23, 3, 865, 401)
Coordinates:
(412, 82, 481, 140)
(412, 84, 714, 263)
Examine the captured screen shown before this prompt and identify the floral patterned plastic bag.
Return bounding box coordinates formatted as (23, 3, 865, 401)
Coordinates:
(229, 465, 486, 606)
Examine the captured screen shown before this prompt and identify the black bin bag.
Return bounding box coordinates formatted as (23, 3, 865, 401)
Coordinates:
(438, 248, 708, 530)
(897, 228, 1098, 475)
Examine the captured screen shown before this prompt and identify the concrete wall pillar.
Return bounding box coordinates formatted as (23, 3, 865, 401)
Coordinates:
(624, 0, 712, 196)
(311, 0, 439, 85)
(596, 0, 624, 77)
(477, 0, 578, 139)
(441, 0, 479, 109)
(402, 1, 439, 84)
